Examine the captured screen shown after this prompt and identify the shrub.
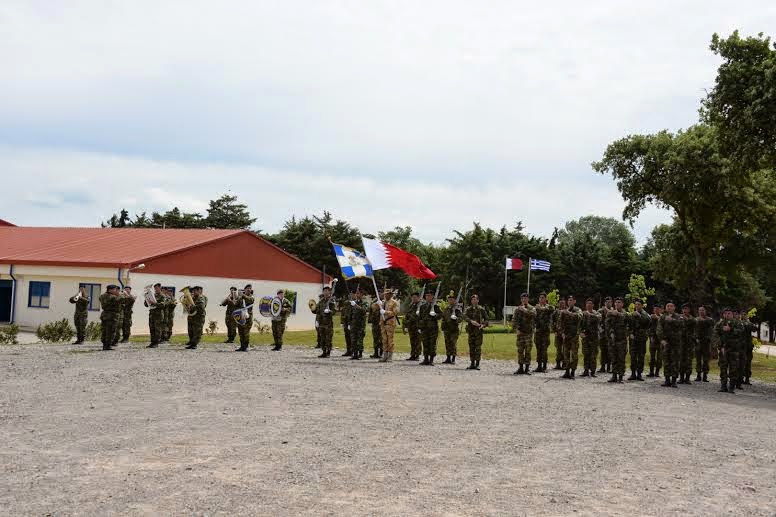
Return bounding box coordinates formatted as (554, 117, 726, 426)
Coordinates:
(85, 322, 102, 342)
(36, 319, 75, 343)
(253, 318, 270, 334)
(0, 324, 20, 344)
(205, 320, 219, 335)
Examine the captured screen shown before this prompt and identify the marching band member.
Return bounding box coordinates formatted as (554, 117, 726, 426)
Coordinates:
(145, 283, 166, 349)
(311, 286, 336, 357)
(271, 290, 293, 351)
(185, 286, 207, 350)
(69, 286, 90, 344)
(235, 284, 254, 352)
(220, 287, 239, 344)
(162, 288, 177, 343)
(119, 286, 137, 343)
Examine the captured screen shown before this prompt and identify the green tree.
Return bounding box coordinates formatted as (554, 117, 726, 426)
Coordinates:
(625, 274, 655, 310)
(204, 194, 256, 229)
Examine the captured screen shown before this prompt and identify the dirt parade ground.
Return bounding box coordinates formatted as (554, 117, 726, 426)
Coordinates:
(2, 342, 776, 516)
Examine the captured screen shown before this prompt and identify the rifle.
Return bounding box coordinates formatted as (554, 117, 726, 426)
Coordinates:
(416, 283, 427, 316)
(429, 282, 442, 315)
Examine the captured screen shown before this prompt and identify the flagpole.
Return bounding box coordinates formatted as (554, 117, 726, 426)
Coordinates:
(503, 256, 508, 326)
(527, 257, 532, 297)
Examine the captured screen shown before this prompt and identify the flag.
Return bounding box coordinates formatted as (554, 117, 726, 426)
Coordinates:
(530, 258, 551, 272)
(362, 237, 436, 279)
(505, 257, 523, 270)
(331, 242, 374, 278)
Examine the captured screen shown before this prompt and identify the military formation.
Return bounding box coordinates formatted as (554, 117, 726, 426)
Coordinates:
(71, 282, 760, 391)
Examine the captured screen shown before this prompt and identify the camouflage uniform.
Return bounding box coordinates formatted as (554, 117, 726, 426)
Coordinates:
(379, 296, 401, 361)
(694, 316, 714, 378)
(606, 309, 629, 379)
(463, 305, 488, 369)
(98, 291, 121, 350)
(340, 299, 353, 355)
(271, 297, 293, 349)
(657, 312, 683, 386)
(403, 299, 421, 360)
(120, 293, 136, 342)
(511, 304, 535, 372)
(312, 295, 336, 356)
(551, 309, 565, 369)
(560, 306, 583, 375)
(580, 309, 601, 375)
(441, 304, 462, 362)
(598, 305, 612, 372)
(533, 304, 554, 371)
(679, 315, 696, 381)
(648, 313, 662, 376)
(236, 293, 254, 351)
(349, 298, 369, 357)
(628, 308, 651, 378)
(163, 297, 177, 342)
(186, 294, 207, 348)
(114, 294, 125, 345)
(368, 302, 383, 358)
(715, 318, 742, 392)
(418, 299, 442, 363)
(69, 293, 90, 343)
(220, 295, 240, 343)
(145, 290, 166, 347)
(740, 319, 756, 384)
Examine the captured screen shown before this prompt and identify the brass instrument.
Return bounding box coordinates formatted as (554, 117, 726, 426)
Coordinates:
(143, 285, 157, 308)
(180, 286, 196, 316)
(308, 298, 318, 312)
(73, 289, 82, 302)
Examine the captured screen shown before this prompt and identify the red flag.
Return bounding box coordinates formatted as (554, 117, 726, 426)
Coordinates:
(505, 257, 523, 270)
(362, 237, 437, 279)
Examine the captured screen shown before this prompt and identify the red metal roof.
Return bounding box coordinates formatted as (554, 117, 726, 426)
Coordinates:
(0, 219, 15, 227)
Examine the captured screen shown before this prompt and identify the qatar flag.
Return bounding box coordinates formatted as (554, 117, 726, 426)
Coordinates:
(362, 237, 437, 279)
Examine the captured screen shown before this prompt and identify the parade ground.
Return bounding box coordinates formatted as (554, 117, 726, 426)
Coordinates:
(2, 338, 776, 516)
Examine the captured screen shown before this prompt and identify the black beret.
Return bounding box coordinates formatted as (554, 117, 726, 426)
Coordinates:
(193, 286, 203, 291)
(424, 291, 434, 296)
(604, 296, 612, 301)
(614, 296, 624, 302)
(682, 303, 690, 309)
(107, 284, 119, 290)
(538, 291, 547, 296)
(470, 293, 479, 299)
(124, 286, 132, 290)
(447, 294, 456, 299)
(412, 292, 420, 296)
(153, 283, 162, 288)
(276, 289, 284, 295)
(585, 298, 594, 303)
(633, 298, 643, 304)
(567, 294, 575, 299)
(722, 307, 732, 312)
(244, 284, 252, 289)
(665, 300, 675, 305)
(521, 292, 529, 298)
(322, 286, 331, 291)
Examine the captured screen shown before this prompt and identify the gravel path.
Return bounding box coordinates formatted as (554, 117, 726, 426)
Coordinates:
(2, 341, 776, 516)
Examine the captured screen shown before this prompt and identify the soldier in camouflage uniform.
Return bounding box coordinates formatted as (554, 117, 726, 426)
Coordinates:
(739, 311, 756, 386)
(235, 285, 254, 352)
(551, 298, 567, 370)
(114, 289, 125, 345)
(368, 296, 383, 358)
(511, 293, 535, 375)
(463, 294, 488, 370)
(311, 286, 336, 357)
(580, 298, 601, 377)
(647, 306, 663, 377)
(694, 305, 714, 382)
(144, 283, 166, 348)
(533, 292, 554, 373)
(560, 295, 583, 379)
(657, 301, 683, 388)
(442, 294, 462, 364)
(99, 285, 121, 351)
(597, 296, 613, 373)
(715, 308, 742, 393)
(605, 297, 629, 383)
(69, 286, 90, 344)
(628, 298, 651, 381)
(348, 289, 369, 359)
(119, 287, 136, 343)
(678, 304, 696, 384)
(403, 292, 422, 361)
(340, 291, 353, 356)
(184, 286, 207, 350)
(162, 288, 177, 342)
(220, 287, 240, 344)
(418, 291, 442, 365)
(271, 290, 293, 351)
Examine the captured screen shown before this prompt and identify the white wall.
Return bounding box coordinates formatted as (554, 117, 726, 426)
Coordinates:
(0, 265, 320, 335)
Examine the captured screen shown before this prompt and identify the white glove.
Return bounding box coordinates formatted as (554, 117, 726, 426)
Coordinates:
(348, 325, 351, 330)
(350, 300, 356, 306)
(430, 311, 436, 317)
(315, 321, 319, 329)
(324, 309, 331, 314)
(451, 315, 457, 320)
(380, 309, 386, 315)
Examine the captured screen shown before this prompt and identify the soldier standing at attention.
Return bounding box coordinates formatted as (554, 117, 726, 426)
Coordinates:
(348, 288, 369, 360)
(560, 295, 583, 379)
(606, 297, 629, 383)
(69, 286, 90, 344)
(512, 292, 535, 375)
(417, 290, 442, 365)
(271, 290, 293, 351)
(220, 287, 239, 344)
(715, 308, 741, 393)
(677, 304, 696, 384)
(99, 285, 121, 351)
(597, 296, 613, 374)
(628, 298, 651, 381)
(647, 305, 663, 377)
(312, 286, 336, 358)
(463, 294, 488, 370)
(552, 298, 567, 370)
(162, 288, 177, 342)
(119, 286, 136, 343)
(441, 294, 462, 364)
(184, 286, 207, 350)
(657, 300, 683, 388)
(145, 283, 165, 348)
(235, 284, 254, 352)
(114, 288, 126, 345)
(368, 293, 383, 358)
(403, 292, 422, 361)
(378, 288, 401, 363)
(694, 306, 714, 382)
(533, 292, 554, 373)
(740, 311, 756, 386)
(341, 290, 353, 357)
(580, 298, 601, 377)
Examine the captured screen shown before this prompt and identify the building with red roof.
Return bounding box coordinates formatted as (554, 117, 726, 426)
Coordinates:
(0, 226, 330, 334)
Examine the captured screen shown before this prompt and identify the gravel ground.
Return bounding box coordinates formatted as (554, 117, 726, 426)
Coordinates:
(2, 341, 776, 516)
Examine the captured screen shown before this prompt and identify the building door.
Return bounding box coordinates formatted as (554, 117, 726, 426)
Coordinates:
(0, 280, 12, 322)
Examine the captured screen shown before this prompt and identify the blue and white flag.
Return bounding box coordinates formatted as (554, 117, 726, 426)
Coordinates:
(530, 258, 551, 272)
(332, 242, 374, 278)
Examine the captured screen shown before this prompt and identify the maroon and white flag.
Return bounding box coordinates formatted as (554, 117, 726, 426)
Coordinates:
(362, 237, 437, 279)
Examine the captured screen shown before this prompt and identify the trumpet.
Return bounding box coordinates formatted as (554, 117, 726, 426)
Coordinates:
(180, 286, 197, 316)
(73, 290, 82, 302)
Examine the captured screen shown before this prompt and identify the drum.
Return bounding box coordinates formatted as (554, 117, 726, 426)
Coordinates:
(259, 296, 274, 317)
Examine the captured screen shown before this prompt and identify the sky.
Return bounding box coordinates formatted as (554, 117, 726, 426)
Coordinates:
(1, 1, 774, 244)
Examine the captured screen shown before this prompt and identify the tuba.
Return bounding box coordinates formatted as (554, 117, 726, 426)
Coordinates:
(143, 285, 158, 308)
(180, 286, 197, 316)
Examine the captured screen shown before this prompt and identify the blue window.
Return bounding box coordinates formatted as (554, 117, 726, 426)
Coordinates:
(78, 283, 102, 311)
(28, 281, 51, 308)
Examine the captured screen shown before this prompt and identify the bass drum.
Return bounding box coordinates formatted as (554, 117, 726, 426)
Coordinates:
(259, 296, 283, 318)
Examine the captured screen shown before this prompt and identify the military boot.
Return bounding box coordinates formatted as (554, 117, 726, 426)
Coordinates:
(655, 368, 661, 378)
(646, 366, 655, 378)
(670, 376, 678, 388)
(467, 360, 476, 370)
(590, 369, 597, 378)
(562, 369, 571, 379)
(728, 380, 736, 394)
(597, 365, 606, 373)
(695, 372, 702, 382)
(236, 346, 248, 352)
(405, 355, 415, 361)
(350, 352, 359, 360)
(570, 369, 576, 379)
(514, 364, 524, 375)
(607, 373, 618, 383)
(554, 360, 563, 370)
(533, 363, 543, 373)
(473, 360, 481, 370)
(636, 371, 644, 381)
(661, 375, 672, 387)
(370, 351, 380, 358)
(451, 356, 456, 365)
(743, 377, 751, 385)
(427, 355, 434, 365)
(685, 373, 693, 385)
(318, 351, 327, 358)
(702, 373, 708, 382)
(442, 355, 452, 364)
(618, 374, 624, 383)
(718, 381, 728, 392)
(420, 355, 430, 365)
(524, 365, 532, 376)
(627, 370, 637, 381)
(271, 345, 282, 351)
(343, 351, 352, 357)
(580, 369, 590, 377)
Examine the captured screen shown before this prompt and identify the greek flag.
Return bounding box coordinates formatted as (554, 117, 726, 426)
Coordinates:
(530, 258, 551, 272)
(332, 242, 374, 278)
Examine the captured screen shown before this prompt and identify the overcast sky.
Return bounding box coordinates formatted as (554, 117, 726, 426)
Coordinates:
(1, 1, 774, 244)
